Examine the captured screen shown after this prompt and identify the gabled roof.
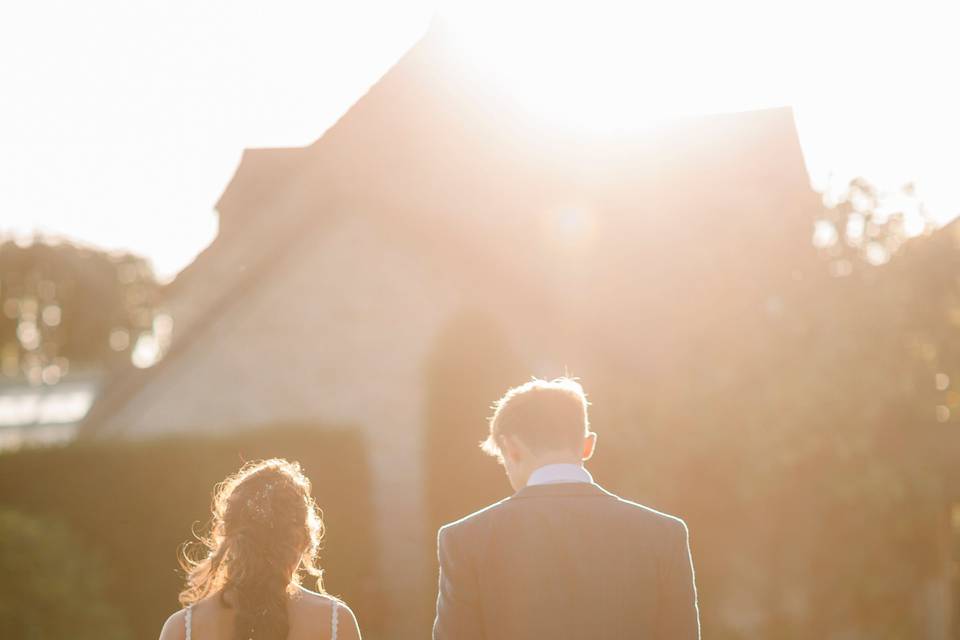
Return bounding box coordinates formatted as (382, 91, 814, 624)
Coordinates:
(79, 30, 443, 438)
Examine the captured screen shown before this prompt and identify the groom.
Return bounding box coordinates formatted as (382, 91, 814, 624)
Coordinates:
(433, 378, 700, 639)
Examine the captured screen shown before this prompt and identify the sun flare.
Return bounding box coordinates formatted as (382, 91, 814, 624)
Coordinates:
(440, 1, 796, 134)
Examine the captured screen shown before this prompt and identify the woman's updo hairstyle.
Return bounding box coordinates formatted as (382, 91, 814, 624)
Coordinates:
(179, 458, 324, 640)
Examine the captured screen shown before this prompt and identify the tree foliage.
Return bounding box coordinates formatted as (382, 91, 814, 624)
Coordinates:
(588, 178, 954, 638)
(0, 238, 162, 383)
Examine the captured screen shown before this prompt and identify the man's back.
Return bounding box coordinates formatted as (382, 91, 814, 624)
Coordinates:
(433, 482, 700, 640)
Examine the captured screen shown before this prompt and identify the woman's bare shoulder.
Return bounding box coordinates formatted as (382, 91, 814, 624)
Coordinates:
(294, 587, 361, 639)
(295, 585, 337, 606)
(158, 608, 187, 640)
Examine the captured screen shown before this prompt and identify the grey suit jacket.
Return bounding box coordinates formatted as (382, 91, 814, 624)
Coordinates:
(433, 482, 700, 639)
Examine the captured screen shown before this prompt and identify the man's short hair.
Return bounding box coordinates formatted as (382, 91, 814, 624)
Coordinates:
(481, 377, 590, 458)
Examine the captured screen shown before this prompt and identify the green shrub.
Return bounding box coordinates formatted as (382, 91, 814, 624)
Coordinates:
(0, 508, 129, 640)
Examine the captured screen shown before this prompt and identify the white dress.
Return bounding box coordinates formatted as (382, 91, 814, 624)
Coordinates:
(184, 601, 339, 640)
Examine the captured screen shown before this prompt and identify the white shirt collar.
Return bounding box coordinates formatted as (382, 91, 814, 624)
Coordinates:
(526, 463, 593, 487)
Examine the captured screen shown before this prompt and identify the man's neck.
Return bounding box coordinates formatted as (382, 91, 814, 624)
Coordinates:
(527, 452, 584, 470)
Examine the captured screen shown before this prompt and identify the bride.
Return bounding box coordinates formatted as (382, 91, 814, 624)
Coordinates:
(158, 458, 360, 640)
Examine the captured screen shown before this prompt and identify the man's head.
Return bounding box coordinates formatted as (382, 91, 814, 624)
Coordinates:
(481, 377, 597, 490)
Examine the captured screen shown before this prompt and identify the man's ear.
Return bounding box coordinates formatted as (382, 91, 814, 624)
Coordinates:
(582, 431, 597, 461)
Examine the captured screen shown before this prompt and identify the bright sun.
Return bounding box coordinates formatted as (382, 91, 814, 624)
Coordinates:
(440, 1, 797, 134)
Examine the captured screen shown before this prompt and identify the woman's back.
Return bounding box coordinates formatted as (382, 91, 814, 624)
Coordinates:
(161, 588, 360, 640)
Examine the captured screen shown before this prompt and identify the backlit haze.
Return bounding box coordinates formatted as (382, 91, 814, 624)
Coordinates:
(2, 0, 958, 282)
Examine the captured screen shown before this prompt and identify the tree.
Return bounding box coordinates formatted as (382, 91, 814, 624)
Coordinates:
(588, 178, 953, 638)
(0, 238, 163, 384)
(812, 177, 932, 272)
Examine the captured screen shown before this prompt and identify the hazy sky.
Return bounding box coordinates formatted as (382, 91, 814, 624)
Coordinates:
(2, 1, 958, 281)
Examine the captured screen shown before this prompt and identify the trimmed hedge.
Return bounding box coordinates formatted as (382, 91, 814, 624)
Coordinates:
(0, 508, 129, 640)
(0, 426, 378, 639)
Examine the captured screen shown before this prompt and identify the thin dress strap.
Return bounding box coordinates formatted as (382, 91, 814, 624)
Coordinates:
(184, 605, 192, 640)
(330, 601, 339, 640)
